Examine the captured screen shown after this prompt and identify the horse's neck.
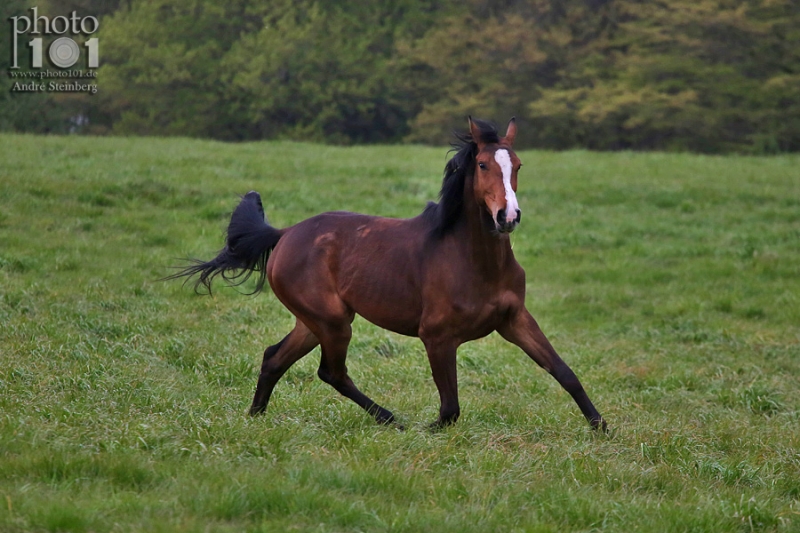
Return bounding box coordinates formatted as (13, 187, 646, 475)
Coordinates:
(458, 188, 514, 276)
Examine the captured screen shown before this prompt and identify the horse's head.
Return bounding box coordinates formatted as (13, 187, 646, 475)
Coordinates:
(470, 117, 521, 234)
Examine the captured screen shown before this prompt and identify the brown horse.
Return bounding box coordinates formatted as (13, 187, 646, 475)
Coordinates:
(171, 118, 606, 431)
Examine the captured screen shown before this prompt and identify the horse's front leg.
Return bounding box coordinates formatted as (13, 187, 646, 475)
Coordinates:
(421, 336, 460, 428)
(498, 307, 606, 431)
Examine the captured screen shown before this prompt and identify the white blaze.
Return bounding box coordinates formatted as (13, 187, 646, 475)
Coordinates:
(494, 149, 519, 223)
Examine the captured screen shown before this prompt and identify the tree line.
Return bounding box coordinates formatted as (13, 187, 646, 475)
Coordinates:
(3, 0, 799, 153)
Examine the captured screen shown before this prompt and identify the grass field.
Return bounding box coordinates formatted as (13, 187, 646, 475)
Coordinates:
(0, 133, 798, 532)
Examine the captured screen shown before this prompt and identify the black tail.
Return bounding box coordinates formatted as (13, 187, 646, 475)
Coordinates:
(165, 191, 282, 294)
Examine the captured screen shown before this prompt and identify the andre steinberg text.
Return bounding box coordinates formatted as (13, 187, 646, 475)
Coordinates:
(13, 81, 98, 95)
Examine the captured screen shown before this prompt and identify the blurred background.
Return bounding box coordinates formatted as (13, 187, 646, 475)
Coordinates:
(3, 0, 799, 153)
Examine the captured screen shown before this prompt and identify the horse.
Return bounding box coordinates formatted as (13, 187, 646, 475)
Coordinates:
(169, 117, 606, 431)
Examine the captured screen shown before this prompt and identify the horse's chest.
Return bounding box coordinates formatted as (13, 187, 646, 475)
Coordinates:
(420, 248, 524, 340)
(428, 283, 517, 340)
(459, 289, 510, 319)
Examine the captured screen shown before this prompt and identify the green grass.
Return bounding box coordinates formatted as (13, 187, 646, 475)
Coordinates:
(0, 134, 798, 532)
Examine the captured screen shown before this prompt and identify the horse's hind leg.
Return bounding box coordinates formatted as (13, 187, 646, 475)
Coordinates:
(249, 319, 319, 416)
(315, 323, 397, 425)
(498, 307, 606, 431)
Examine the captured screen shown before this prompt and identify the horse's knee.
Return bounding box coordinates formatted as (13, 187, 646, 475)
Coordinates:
(317, 366, 331, 384)
(260, 338, 286, 369)
(317, 366, 341, 387)
(264, 342, 282, 359)
(319, 367, 357, 397)
(256, 354, 292, 387)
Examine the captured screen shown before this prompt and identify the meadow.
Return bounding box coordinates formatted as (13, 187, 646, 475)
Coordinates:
(0, 133, 798, 532)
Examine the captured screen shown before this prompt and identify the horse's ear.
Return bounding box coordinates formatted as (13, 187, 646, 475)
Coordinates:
(468, 116, 486, 151)
(502, 117, 517, 147)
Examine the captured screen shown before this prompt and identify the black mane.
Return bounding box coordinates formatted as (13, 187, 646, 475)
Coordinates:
(422, 118, 499, 236)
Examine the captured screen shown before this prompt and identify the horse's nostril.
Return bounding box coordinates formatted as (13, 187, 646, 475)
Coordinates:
(496, 209, 506, 225)
(515, 209, 521, 223)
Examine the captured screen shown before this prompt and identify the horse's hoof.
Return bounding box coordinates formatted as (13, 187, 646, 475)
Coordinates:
(427, 417, 457, 431)
(374, 408, 397, 426)
(591, 417, 608, 433)
(386, 420, 405, 431)
(248, 406, 265, 417)
(376, 412, 405, 431)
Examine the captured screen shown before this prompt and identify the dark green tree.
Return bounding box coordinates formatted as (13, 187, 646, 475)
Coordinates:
(527, 0, 800, 152)
(4, 0, 799, 151)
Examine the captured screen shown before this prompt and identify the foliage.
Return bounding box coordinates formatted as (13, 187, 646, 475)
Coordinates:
(399, 0, 607, 145)
(2, 0, 800, 150)
(98, 0, 258, 138)
(525, 0, 800, 152)
(220, 2, 415, 143)
(98, 0, 446, 141)
(1, 134, 799, 530)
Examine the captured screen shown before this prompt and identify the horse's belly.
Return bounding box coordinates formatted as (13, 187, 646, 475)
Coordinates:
(358, 307, 421, 337)
(341, 275, 423, 337)
(333, 221, 425, 336)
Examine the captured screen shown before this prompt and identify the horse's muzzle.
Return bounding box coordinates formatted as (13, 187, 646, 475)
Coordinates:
(495, 208, 521, 233)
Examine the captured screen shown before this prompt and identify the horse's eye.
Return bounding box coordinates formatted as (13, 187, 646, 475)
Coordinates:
(478, 162, 487, 170)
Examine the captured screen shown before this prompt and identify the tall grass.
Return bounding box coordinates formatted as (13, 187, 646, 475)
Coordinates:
(1, 134, 798, 531)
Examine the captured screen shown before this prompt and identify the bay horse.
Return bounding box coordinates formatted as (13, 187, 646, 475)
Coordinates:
(171, 118, 606, 431)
